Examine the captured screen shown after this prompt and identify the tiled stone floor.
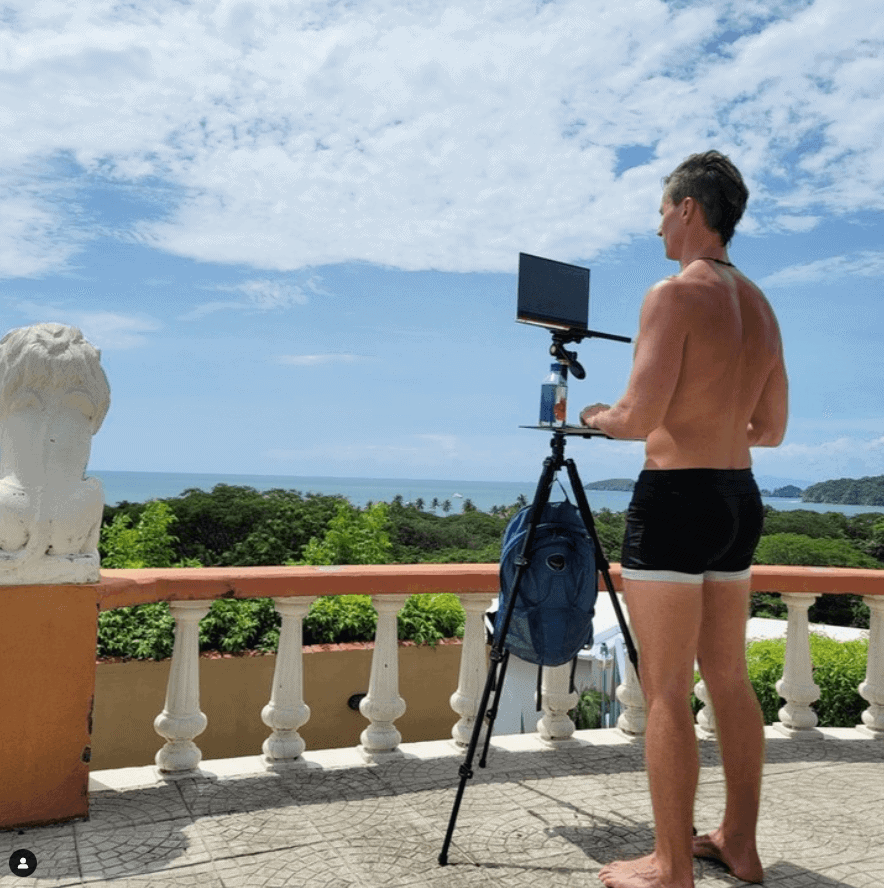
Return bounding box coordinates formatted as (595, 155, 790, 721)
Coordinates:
(2, 728, 882, 887)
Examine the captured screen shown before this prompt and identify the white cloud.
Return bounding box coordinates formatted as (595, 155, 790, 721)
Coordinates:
(180, 279, 309, 319)
(0, 187, 85, 278)
(277, 354, 363, 366)
(2, 0, 883, 274)
(760, 251, 884, 287)
(12, 301, 162, 350)
(774, 215, 821, 233)
(752, 434, 884, 483)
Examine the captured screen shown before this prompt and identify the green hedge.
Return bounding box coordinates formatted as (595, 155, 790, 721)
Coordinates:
(746, 635, 870, 727)
(97, 593, 466, 660)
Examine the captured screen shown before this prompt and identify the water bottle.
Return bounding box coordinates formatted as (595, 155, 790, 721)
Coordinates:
(539, 363, 567, 426)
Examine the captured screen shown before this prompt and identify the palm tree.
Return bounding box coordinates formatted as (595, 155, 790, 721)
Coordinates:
(442, 499, 451, 513)
(431, 497, 440, 512)
(415, 497, 425, 511)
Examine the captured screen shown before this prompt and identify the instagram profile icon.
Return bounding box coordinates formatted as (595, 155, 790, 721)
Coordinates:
(8, 850, 38, 877)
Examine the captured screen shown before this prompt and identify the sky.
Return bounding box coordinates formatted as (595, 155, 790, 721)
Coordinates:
(1, 0, 882, 488)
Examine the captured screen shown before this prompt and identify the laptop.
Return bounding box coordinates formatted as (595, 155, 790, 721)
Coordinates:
(517, 252, 589, 333)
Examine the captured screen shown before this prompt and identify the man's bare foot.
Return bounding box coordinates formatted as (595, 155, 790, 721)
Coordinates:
(692, 829, 763, 883)
(598, 853, 693, 888)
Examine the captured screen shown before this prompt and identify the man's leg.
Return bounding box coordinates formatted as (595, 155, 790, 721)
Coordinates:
(599, 578, 702, 888)
(692, 576, 764, 884)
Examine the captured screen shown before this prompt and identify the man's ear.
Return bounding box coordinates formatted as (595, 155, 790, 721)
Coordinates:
(679, 196, 697, 222)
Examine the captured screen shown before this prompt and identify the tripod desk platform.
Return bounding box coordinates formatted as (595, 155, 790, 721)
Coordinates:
(520, 424, 611, 438)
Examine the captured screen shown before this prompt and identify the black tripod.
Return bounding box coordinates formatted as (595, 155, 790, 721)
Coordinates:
(438, 424, 640, 866)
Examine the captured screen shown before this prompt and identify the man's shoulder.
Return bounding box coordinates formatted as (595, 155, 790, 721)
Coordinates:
(643, 276, 696, 313)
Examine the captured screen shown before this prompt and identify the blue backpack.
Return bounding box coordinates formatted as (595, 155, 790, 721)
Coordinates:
(494, 499, 598, 667)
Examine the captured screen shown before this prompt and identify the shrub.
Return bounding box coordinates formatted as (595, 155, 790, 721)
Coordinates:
(302, 595, 378, 644)
(746, 639, 788, 724)
(398, 594, 465, 645)
(98, 593, 468, 659)
(569, 689, 609, 730)
(754, 533, 880, 569)
(97, 603, 176, 660)
(302, 593, 466, 646)
(744, 636, 869, 727)
(199, 599, 281, 653)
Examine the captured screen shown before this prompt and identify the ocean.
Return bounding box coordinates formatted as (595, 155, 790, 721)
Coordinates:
(90, 469, 884, 516)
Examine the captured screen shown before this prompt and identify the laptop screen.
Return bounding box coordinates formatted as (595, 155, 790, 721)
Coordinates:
(517, 253, 590, 333)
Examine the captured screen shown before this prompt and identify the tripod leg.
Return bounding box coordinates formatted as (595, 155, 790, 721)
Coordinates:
(478, 648, 510, 768)
(565, 459, 639, 676)
(439, 441, 563, 866)
(438, 649, 503, 865)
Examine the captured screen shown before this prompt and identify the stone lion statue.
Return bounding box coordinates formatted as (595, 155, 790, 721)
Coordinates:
(0, 323, 110, 584)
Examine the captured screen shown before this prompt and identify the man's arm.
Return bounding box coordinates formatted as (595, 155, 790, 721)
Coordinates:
(747, 345, 788, 446)
(582, 280, 687, 439)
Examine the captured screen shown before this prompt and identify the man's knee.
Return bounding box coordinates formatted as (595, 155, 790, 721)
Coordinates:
(697, 655, 753, 699)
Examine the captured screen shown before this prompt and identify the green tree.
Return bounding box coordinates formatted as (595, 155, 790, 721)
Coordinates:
(754, 533, 881, 569)
(100, 501, 183, 568)
(97, 501, 199, 659)
(864, 517, 884, 561)
(162, 486, 342, 566)
(762, 509, 848, 540)
(300, 502, 393, 566)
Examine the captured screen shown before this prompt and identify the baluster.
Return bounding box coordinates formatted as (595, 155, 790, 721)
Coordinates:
(450, 594, 491, 748)
(858, 595, 884, 739)
(358, 594, 407, 762)
(262, 596, 316, 768)
(614, 608, 646, 737)
(774, 592, 822, 738)
(154, 600, 212, 774)
(694, 677, 716, 737)
(537, 662, 578, 744)
(616, 654, 647, 737)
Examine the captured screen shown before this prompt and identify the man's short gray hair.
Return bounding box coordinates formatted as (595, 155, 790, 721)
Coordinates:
(663, 151, 749, 247)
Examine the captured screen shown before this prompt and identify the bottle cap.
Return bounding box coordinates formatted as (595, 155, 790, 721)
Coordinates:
(550, 363, 563, 371)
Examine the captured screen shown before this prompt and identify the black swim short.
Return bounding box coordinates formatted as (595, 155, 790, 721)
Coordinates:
(620, 468, 763, 585)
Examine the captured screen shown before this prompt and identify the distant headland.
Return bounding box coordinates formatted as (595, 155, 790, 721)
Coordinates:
(583, 479, 635, 492)
(584, 474, 884, 507)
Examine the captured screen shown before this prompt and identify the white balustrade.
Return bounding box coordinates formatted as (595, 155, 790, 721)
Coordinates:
(858, 595, 884, 738)
(537, 663, 578, 743)
(774, 593, 822, 738)
(262, 597, 316, 768)
(613, 608, 646, 738)
(616, 655, 647, 737)
(694, 677, 716, 737)
(450, 595, 492, 748)
(141, 586, 884, 778)
(154, 600, 212, 774)
(358, 594, 407, 762)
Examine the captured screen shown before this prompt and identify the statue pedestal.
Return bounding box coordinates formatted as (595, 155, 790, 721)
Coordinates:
(0, 584, 98, 828)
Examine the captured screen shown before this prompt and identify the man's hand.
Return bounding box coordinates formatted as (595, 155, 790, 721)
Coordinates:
(580, 403, 610, 427)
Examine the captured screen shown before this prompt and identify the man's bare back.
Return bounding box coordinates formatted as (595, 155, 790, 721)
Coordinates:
(641, 257, 785, 470)
(580, 228, 786, 464)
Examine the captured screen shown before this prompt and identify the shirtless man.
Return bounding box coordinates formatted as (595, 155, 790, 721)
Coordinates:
(580, 151, 788, 888)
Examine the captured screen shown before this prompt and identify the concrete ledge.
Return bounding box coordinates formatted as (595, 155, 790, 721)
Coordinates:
(88, 724, 880, 795)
